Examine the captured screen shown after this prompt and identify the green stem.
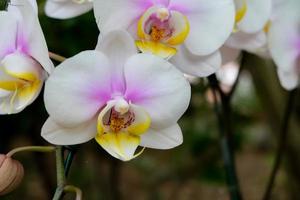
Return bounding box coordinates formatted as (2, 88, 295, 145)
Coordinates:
(64, 146, 78, 177)
(53, 146, 66, 200)
(7, 146, 56, 157)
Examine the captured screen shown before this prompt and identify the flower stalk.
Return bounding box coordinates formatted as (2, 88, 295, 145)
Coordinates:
(64, 185, 83, 200)
(208, 72, 243, 200)
(7, 146, 56, 157)
(52, 146, 65, 200)
(262, 88, 298, 200)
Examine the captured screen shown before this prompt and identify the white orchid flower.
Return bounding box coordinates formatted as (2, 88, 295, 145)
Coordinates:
(45, 0, 93, 19)
(0, 0, 54, 114)
(42, 30, 191, 161)
(268, 0, 300, 90)
(221, 0, 272, 64)
(93, 0, 235, 77)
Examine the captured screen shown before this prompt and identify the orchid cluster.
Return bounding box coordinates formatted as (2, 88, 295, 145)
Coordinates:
(0, 0, 299, 198)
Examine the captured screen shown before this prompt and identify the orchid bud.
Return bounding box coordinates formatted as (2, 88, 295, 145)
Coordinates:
(0, 154, 24, 196)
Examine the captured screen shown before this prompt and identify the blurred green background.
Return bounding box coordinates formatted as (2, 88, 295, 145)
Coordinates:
(1, 2, 300, 200)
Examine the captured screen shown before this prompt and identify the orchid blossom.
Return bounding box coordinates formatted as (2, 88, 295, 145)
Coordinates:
(41, 30, 191, 161)
(0, 0, 54, 114)
(227, 0, 271, 49)
(45, 0, 93, 19)
(268, 0, 300, 90)
(93, 0, 235, 77)
(221, 0, 272, 65)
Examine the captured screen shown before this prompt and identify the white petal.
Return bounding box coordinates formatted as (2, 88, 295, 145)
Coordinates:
(182, 0, 235, 55)
(124, 54, 191, 129)
(170, 45, 221, 77)
(96, 30, 137, 92)
(237, 0, 272, 33)
(45, 0, 93, 19)
(44, 51, 112, 127)
(0, 89, 11, 98)
(277, 69, 299, 91)
(0, 12, 18, 59)
(268, 10, 300, 72)
(8, 0, 54, 74)
(27, 0, 38, 13)
(93, 0, 143, 34)
(226, 31, 267, 50)
(41, 117, 97, 145)
(140, 123, 183, 149)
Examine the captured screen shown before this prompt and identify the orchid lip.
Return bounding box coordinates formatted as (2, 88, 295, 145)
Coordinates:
(136, 6, 190, 58)
(0, 53, 43, 114)
(95, 98, 151, 161)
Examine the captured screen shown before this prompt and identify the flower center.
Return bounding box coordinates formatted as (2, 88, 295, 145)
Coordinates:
(136, 6, 190, 59)
(104, 108, 135, 133)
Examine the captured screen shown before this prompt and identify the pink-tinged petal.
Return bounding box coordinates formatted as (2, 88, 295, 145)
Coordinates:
(96, 30, 137, 93)
(42, 117, 97, 145)
(0, 12, 17, 59)
(93, 0, 145, 34)
(180, 0, 235, 55)
(153, 0, 170, 6)
(237, 0, 272, 33)
(277, 69, 299, 91)
(45, 0, 93, 19)
(170, 45, 221, 77)
(226, 31, 267, 50)
(8, 0, 54, 74)
(140, 123, 183, 149)
(124, 54, 191, 129)
(44, 50, 112, 127)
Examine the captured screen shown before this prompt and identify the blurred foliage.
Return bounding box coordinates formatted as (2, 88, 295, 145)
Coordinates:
(0, 2, 300, 200)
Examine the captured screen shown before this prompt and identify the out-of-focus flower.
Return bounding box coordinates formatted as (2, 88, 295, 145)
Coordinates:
(217, 61, 240, 93)
(0, 154, 24, 196)
(227, 0, 271, 49)
(0, 0, 54, 114)
(268, 0, 300, 90)
(41, 30, 191, 161)
(206, 62, 240, 105)
(45, 0, 93, 19)
(93, 0, 235, 77)
(221, 0, 272, 64)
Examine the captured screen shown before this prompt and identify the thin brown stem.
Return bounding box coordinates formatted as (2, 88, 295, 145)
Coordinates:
(49, 52, 66, 62)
